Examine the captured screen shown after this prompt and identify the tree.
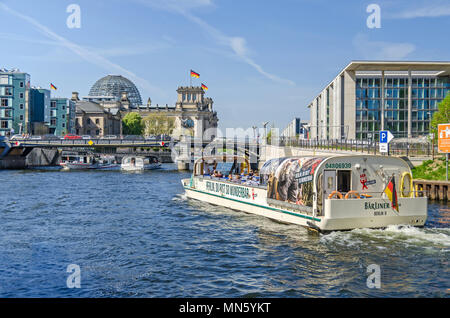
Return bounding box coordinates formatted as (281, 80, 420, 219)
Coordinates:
(122, 112, 144, 135)
(142, 113, 175, 136)
(431, 93, 450, 138)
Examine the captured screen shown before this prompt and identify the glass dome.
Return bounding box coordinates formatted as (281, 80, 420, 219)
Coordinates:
(88, 75, 143, 108)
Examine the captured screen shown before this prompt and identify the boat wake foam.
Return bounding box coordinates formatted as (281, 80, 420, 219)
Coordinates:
(320, 225, 450, 250)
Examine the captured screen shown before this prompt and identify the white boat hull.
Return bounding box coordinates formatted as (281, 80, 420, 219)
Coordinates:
(121, 163, 162, 171)
(60, 162, 98, 170)
(182, 178, 428, 232)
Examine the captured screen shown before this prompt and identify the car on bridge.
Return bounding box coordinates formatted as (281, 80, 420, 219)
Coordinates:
(64, 134, 82, 140)
(81, 135, 91, 140)
(10, 135, 26, 141)
(101, 135, 118, 140)
(123, 135, 145, 141)
(42, 134, 61, 141)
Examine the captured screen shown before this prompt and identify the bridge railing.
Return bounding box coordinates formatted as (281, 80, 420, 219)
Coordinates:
(267, 137, 435, 157)
(12, 138, 172, 147)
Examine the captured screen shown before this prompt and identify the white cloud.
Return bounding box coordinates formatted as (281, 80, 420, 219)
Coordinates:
(352, 33, 415, 60)
(135, 0, 295, 86)
(0, 3, 165, 97)
(393, 3, 450, 19)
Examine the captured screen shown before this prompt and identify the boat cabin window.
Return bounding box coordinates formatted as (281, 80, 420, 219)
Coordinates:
(197, 157, 260, 185)
(215, 162, 234, 176)
(337, 170, 351, 193)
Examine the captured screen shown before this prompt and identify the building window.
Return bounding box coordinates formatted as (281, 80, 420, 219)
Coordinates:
(87, 130, 91, 135)
(20, 103, 24, 109)
(5, 87, 12, 95)
(19, 93, 24, 99)
(62, 114, 65, 119)
(51, 118, 56, 126)
(19, 115, 23, 120)
(87, 118, 91, 124)
(20, 82, 24, 88)
(62, 123, 65, 128)
(1, 120, 8, 128)
(51, 101, 57, 108)
(95, 118, 99, 124)
(96, 130, 100, 135)
(1, 99, 8, 107)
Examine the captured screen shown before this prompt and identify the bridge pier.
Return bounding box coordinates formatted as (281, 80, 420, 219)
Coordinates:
(177, 161, 190, 171)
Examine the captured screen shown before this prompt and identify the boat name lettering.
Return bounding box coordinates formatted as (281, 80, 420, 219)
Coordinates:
(325, 163, 351, 169)
(205, 181, 250, 199)
(364, 202, 390, 210)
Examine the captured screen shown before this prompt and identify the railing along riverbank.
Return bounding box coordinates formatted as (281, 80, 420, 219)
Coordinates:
(269, 137, 436, 157)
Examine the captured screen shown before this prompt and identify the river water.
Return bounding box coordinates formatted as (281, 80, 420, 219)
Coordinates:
(0, 165, 448, 297)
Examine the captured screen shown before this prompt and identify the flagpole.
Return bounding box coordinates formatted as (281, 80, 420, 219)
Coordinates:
(190, 70, 192, 87)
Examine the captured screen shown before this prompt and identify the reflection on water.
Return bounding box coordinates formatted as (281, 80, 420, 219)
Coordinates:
(0, 167, 448, 297)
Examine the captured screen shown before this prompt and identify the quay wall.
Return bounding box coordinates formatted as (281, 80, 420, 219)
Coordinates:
(414, 179, 450, 201)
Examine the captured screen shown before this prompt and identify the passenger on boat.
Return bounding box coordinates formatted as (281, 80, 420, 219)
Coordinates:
(213, 170, 223, 178)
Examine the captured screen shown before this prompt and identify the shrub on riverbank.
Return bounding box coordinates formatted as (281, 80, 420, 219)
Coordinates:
(412, 156, 448, 181)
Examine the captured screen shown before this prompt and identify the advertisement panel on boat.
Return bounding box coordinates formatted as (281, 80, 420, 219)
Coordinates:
(260, 157, 324, 207)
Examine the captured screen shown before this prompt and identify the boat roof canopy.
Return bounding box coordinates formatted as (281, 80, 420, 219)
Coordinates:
(194, 155, 249, 165)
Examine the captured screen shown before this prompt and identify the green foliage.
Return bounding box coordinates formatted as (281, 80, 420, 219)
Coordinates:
(430, 93, 450, 138)
(266, 130, 272, 143)
(412, 156, 448, 181)
(122, 112, 144, 135)
(143, 113, 175, 136)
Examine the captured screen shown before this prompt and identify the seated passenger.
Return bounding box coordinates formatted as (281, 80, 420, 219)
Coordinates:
(213, 170, 223, 178)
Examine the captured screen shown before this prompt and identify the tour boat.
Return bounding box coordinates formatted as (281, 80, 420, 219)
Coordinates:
(120, 155, 161, 172)
(60, 154, 99, 170)
(96, 155, 120, 170)
(182, 155, 428, 232)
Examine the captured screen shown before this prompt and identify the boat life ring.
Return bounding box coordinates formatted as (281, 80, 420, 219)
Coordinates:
(400, 172, 413, 198)
(328, 191, 343, 199)
(345, 191, 360, 199)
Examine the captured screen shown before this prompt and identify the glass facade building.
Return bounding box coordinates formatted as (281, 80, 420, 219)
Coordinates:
(356, 75, 450, 139)
(308, 62, 450, 140)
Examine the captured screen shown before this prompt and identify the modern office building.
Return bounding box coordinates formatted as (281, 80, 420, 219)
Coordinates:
(281, 117, 309, 139)
(0, 69, 31, 136)
(30, 87, 50, 129)
(50, 97, 76, 135)
(308, 61, 450, 140)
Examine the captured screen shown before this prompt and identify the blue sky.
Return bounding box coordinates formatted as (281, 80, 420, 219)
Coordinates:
(0, 0, 449, 130)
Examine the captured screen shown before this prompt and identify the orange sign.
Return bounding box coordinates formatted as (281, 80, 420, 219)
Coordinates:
(438, 124, 450, 153)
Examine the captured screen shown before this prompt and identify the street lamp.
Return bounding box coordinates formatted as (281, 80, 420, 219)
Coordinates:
(262, 121, 269, 142)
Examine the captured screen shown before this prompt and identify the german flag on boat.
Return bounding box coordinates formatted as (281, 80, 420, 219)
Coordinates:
(201, 83, 208, 91)
(384, 175, 399, 212)
(190, 70, 200, 78)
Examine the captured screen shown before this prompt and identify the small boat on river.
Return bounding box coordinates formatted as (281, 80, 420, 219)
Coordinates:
(60, 154, 119, 170)
(182, 155, 427, 233)
(121, 155, 161, 172)
(60, 154, 99, 170)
